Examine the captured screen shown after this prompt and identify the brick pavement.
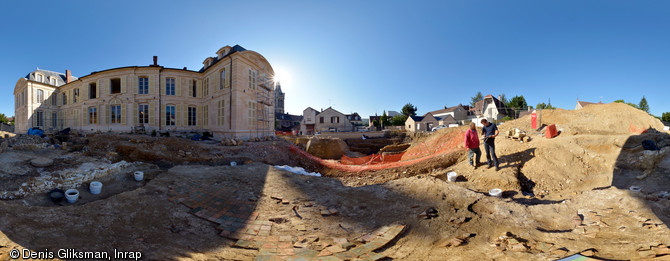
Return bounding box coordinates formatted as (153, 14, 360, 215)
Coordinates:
(168, 178, 406, 260)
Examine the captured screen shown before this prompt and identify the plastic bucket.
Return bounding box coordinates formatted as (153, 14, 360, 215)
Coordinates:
(489, 188, 502, 197)
(134, 171, 144, 181)
(447, 172, 458, 182)
(89, 181, 102, 194)
(230, 161, 237, 166)
(65, 189, 79, 203)
(629, 186, 641, 192)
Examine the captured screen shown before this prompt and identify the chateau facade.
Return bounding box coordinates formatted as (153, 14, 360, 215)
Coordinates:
(14, 45, 275, 139)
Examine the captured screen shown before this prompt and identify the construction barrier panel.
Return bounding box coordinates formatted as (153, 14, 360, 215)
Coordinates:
(545, 124, 558, 138)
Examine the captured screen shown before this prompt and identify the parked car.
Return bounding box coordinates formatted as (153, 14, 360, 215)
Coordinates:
(431, 125, 447, 132)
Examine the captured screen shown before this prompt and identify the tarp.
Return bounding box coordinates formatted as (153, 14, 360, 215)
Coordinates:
(556, 254, 602, 261)
(27, 128, 44, 137)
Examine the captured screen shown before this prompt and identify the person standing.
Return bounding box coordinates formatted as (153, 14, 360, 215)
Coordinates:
(464, 122, 481, 169)
(480, 119, 499, 170)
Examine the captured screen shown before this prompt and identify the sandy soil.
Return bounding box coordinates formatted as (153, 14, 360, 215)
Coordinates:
(1, 103, 670, 260)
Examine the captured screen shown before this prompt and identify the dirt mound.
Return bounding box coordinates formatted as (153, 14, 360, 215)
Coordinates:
(504, 103, 665, 135)
(306, 137, 350, 160)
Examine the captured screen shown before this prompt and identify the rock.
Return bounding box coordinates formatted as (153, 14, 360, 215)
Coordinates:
(509, 243, 528, 252)
(341, 242, 355, 250)
(440, 237, 465, 247)
(305, 137, 350, 160)
(328, 208, 339, 215)
(320, 209, 332, 216)
(551, 248, 569, 256)
(333, 238, 348, 245)
(655, 244, 670, 256)
(30, 157, 54, 168)
(325, 245, 346, 254)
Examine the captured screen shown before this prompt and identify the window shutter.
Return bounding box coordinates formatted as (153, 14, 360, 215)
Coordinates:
(197, 105, 202, 127)
(121, 103, 126, 125)
(149, 76, 155, 95)
(161, 77, 166, 95)
(149, 102, 156, 126)
(121, 76, 127, 93)
(197, 80, 202, 98)
(105, 105, 111, 125)
(82, 85, 88, 101)
(96, 80, 101, 98)
(132, 77, 137, 94)
(132, 103, 138, 125)
(83, 107, 88, 125)
(176, 78, 181, 97)
(161, 104, 166, 127)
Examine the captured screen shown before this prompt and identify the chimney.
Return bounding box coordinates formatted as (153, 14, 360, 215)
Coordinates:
(444, 106, 447, 109)
(153, 56, 158, 66)
(66, 69, 71, 83)
(498, 95, 502, 101)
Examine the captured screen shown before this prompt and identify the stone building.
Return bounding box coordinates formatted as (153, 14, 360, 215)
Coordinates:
(274, 82, 285, 114)
(299, 107, 354, 135)
(13, 45, 276, 139)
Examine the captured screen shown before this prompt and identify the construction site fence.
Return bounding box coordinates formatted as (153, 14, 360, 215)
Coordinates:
(289, 129, 466, 172)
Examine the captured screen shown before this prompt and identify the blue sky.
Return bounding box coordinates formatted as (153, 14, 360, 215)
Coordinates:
(1, 0, 669, 119)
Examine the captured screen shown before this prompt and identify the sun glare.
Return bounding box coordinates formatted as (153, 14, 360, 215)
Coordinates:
(272, 68, 291, 86)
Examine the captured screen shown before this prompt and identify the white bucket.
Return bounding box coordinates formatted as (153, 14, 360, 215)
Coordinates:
(134, 171, 144, 181)
(447, 172, 458, 182)
(489, 188, 502, 197)
(89, 181, 102, 194)
(65, 189, 79, 203)
(629, 186, 641, 192)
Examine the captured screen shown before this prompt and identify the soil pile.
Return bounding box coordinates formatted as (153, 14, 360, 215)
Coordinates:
(505, 103, 665, 135)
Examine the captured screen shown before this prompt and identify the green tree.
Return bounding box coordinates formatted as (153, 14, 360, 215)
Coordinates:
(507, 96, 528, 118)
(626, 103, 640, 109)
(470, 91, 483, 107)
(614, 99, 624, 103)
(391, 115, 407, 126)
(536, 102, 556, 110)
(401, 103, 417, 117)
(0, 113, 7, 124)
(662, 112, 670, 122)
(638, 96, 650, 113)
(499, 93, 508, 108)
(380, 111, 389, 128)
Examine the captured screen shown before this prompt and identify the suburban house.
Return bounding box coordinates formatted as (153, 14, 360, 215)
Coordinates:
(429, 105, 469, 124)
(14, 44, 276, 139)
(405, 112, 444, 132)
(470, 95, 512, 122)
(345, 112, 363, 126)
(299, 107, 354, 134)
(368, 111, 400, 127)
(575, 99, 603, 110)
(275, 112, 302, 132)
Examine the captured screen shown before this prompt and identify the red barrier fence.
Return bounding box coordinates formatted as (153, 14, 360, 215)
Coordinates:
(289, 130, 466, 172)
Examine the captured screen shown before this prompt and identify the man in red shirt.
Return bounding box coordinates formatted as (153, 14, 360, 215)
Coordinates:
(464, 122, 481, 169)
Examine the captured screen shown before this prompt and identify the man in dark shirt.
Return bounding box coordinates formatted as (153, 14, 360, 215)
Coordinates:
(480, 119, 500, 170)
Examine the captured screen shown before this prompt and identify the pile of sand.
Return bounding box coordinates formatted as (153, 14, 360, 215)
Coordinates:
(504, 103, 665, 135)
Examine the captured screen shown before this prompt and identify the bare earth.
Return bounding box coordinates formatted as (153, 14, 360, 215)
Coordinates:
(1, 103, 670, 261)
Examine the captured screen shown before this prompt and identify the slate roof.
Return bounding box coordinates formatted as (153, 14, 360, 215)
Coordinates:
(198, 45, 247, 73)
(24, 68, 78, 87)
(430, 105, 467, 115)
(409, 115, 424, 122)
(440, 114, 458, 124)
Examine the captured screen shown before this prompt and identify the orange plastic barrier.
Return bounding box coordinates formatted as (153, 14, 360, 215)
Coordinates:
(629, 124, 648, 134)
(545, 124, 558, 138)
(289, 130, 466, 172)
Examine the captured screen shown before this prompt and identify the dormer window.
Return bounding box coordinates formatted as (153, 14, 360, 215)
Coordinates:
(50, 77, 56, 85)
(36, 74, 43, 82)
